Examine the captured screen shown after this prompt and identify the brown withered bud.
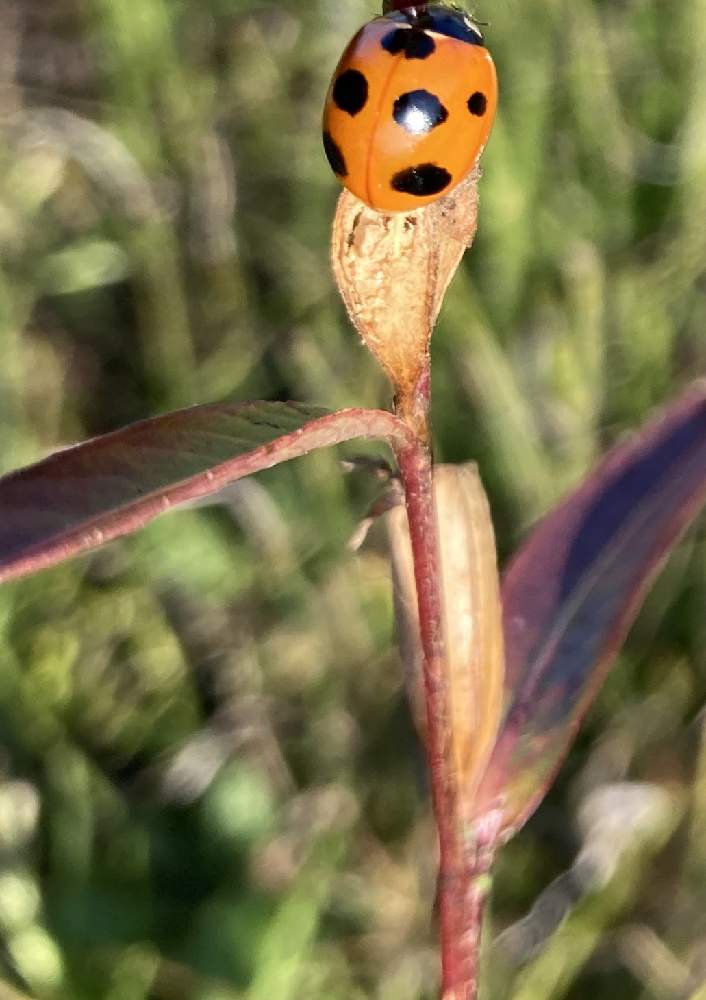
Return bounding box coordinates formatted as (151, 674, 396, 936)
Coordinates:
(386, 463, 504, 811)
(331, 169, 480, 426)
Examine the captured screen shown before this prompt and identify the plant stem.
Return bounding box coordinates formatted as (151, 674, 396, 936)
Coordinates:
(394, 370, 489, 1000)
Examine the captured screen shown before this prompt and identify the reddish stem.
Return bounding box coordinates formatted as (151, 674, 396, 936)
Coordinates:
(394, 369, 490, 999)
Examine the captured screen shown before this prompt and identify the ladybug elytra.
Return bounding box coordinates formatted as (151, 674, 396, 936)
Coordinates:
(322, 3, 497, 213)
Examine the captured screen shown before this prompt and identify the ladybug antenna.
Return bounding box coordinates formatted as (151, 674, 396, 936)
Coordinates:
(382, 1, 421, 14)
(467, 5, 490, 26)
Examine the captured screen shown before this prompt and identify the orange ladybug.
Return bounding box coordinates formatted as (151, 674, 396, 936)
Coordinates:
(322, 3, 497, 213)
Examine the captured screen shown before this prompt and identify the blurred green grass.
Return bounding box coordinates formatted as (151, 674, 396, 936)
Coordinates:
(0, 0, 705, 996)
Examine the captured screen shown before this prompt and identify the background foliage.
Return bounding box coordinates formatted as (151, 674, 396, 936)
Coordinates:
(0, 0, 705, 997)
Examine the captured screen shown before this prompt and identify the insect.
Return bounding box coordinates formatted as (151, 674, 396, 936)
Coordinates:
(322, 3, 497, 213)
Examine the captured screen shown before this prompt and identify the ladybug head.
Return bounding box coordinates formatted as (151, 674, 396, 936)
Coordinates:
(382, 0, 470, 13)
(382, 3, 485, 44)
(382, 1, 436, 14)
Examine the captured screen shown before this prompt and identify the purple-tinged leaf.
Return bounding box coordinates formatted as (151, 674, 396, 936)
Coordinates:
(0, 401, 411, 583)
(472, 381, 706, 844)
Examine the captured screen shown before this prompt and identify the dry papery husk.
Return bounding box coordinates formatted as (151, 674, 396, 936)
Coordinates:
(386, 463, 504, 810)
(331, 169, 480, 408)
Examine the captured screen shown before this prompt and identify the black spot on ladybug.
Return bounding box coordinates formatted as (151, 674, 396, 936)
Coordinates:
(381, 27, 436, 59)
(322, 131, 347, 176)
(467, 91, 487, 116)
(390, 163, 452, 197)
(333, 69, 368, 115)
(393, 90, 448, 135)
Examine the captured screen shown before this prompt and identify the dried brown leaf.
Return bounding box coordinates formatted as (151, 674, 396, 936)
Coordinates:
(331, 170, 480, 408)
(387, 463, 504, 809)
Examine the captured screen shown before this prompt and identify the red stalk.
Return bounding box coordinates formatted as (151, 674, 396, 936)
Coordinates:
(394, 371, 490, 1000)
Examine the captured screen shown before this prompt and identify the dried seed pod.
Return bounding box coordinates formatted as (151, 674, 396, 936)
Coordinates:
(387, 463, 504, 809)
(331, 170, 480, 419)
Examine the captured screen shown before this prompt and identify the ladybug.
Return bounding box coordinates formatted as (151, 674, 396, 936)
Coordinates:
(322, 3, 497, 213)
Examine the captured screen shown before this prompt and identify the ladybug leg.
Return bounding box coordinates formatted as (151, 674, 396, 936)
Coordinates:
(390, 212, 407, 257)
